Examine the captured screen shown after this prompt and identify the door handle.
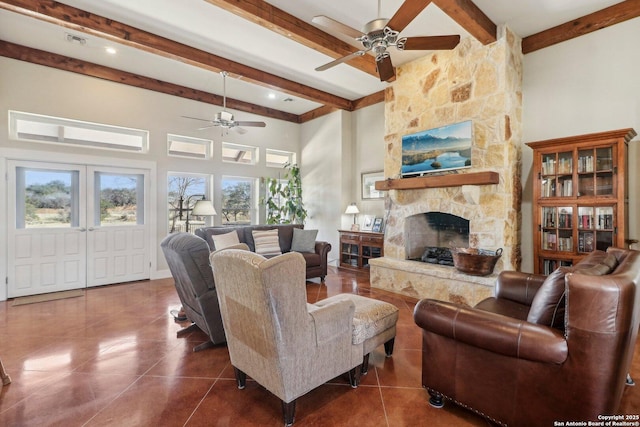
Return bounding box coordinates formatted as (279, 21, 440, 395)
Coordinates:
(78, 228, 86, 232)
(88, 227, 95, 231)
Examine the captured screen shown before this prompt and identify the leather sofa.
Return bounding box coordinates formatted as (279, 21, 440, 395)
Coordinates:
(195, 224, 331, 281)
(413, 247, 640, 426)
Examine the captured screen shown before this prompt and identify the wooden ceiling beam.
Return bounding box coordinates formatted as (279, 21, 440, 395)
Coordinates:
(388, 0, 432, 32)
(0, 40, 300, 123)
(299, 90, 385, 123)
(522, 0, 640, 54)
(203, 0, 379, 79)
(0, 0, 355, 111)
(433, 0, 496, 45)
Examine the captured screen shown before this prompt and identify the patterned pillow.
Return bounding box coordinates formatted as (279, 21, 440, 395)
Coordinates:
(212, 230, 240, 250)
(291, 228, 318, 253)
(252, 229, 282, 256)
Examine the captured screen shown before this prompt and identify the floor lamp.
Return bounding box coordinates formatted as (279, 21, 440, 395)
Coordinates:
(179, 195, 217, 233)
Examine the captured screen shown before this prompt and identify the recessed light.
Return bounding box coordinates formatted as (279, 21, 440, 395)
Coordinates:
(268, 93, 276, 99)
(105, 47, 117, 55)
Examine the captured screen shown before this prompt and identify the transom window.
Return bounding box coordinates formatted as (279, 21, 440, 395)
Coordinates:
(167, 134, 212, 159)
(266, 149, 296, 168)
(9, 111, 148, 152)
(222, 142, 258, 165)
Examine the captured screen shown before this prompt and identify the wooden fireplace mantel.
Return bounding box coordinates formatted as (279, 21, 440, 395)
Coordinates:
(374, 171, 499, 191)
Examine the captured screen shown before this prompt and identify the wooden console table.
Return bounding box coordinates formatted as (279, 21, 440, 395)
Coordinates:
(338, 230, 384, 271)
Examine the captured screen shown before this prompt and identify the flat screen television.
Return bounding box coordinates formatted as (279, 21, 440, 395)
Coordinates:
(401, 120, 472, 177)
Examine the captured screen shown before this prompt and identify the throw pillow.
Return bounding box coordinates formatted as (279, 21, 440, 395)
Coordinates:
(527, 266, 571, 329)
(252, 229, 282, 256)
(291, 228, 318, 253)
(212, 230, 240, 250)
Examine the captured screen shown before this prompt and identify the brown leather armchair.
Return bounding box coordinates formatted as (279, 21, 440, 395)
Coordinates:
(413, 248, 640, 426)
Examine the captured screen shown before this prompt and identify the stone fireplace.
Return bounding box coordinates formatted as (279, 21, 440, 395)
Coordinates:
(405, 212, 469, 264)
(369, 27, 523, 306)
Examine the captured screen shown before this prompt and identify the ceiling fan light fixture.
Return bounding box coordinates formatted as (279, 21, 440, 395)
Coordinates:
(312, 0, 461, 82)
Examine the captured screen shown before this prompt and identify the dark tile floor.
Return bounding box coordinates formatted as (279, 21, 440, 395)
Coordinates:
(1, 266, 639, 426)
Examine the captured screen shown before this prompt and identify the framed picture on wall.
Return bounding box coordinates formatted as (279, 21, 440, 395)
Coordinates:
(361, 215, 375, 231)
(372, 217, 384, 233)
(362, 171, 384, 199)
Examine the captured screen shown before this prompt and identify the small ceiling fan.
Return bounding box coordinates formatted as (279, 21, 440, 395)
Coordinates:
(182, 71, 266, 134)
(313, 0, 461, 82)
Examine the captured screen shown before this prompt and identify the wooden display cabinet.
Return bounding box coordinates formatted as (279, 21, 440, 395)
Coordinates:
(338, 230, 384, 271)
(526, 128, 636, 274)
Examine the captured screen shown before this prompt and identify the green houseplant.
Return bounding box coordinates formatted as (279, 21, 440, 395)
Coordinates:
(263, 163, 307, 224)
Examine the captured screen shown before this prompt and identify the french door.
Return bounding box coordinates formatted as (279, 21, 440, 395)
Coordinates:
(7, 161, 150, 297)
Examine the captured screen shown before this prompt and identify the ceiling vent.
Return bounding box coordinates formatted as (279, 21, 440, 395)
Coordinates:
(65, 33, 87, 45)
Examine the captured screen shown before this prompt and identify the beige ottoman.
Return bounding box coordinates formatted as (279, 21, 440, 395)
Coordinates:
(315, 294, 399, 374)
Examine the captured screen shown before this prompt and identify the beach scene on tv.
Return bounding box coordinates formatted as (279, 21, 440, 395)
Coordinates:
(401, 120, 472, 176)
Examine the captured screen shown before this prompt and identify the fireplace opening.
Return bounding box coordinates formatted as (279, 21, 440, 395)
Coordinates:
(405, 212, 470, 266)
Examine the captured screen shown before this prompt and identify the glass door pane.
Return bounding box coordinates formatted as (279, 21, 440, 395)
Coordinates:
(95, 172, 144, 226)
(17, 167, 80, 229)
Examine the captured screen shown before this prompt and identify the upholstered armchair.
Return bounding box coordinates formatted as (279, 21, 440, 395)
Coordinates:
(413, 248, 640, 426)
(210, 250, 364, 426)
(161, 232, 247, 351)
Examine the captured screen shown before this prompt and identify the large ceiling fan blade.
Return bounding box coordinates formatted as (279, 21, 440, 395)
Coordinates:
(233, 126, 248, 135)
(401, 35, 461, 50)
(387, 0, 432, 33)
(316, 50, 367, 71)
(235, 121, 266, 127)
(197, 125, 218, 131)
(376, 55, 395, 82)
(182, 115, 213, 123)
(312, 15, 364, 39)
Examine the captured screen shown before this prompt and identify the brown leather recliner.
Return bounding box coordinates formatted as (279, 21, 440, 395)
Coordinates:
(413, 248, 640, 426)
(161, 232, 248, 351)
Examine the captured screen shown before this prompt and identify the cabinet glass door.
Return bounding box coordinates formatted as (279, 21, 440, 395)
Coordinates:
(541, 206, 573, 252)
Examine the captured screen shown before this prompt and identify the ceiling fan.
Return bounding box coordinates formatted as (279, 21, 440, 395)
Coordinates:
(182, 71, 266, 134)
(313, 0, 461, 82)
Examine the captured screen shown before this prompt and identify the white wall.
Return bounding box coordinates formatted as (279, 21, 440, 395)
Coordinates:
(300, 103, 386, 267)
(300, 110, 350, 265)
(353, 103, 386, 220)
(521, 17, 640, 272)
(0, 57, 300, 299)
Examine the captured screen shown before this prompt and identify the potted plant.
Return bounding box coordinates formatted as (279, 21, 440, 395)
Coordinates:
(263, 163, 307, 224)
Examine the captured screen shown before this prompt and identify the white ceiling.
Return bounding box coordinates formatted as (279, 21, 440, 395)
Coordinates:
(0, 0, 625, 117)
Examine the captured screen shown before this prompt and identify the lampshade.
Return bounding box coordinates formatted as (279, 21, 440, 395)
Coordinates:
(191, 199, 217, 216)
(344, 203, 360, 215)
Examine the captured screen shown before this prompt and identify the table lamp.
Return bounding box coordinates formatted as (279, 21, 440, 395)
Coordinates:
(345, 203, 360, 225)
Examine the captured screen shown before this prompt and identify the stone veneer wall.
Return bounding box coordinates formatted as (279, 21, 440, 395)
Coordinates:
(370, 26, 523, 306)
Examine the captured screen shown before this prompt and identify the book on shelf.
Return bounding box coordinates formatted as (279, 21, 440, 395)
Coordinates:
(578, 232, 595, 252)
(542, 232, 557, 250)
(542, 158, 555, 175)
(597, 214, 613, 230)
(579, 155, 594, 173)
(579, 214, 593, 229)
(557, 237, 572, 252)
(558, 211, 572, 228)
(562, 179, 572, 196)
(558, 157, 572, 174)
